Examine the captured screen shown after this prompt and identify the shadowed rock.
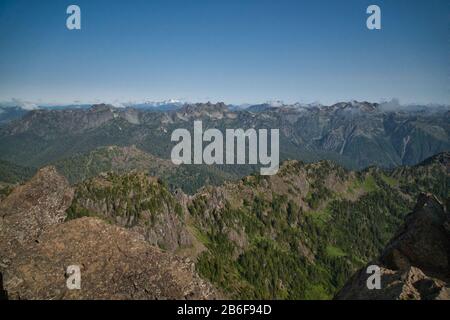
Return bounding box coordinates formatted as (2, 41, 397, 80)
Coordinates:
(0, 272, 7, 300)
(335, 193, 450, 300)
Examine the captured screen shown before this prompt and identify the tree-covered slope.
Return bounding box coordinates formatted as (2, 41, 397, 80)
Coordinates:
(0, 159, 35, 184)
(62, 152, 449, 299)
(52, 145, 243, 194)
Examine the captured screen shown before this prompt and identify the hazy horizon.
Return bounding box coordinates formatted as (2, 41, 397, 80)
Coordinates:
(1, 0, 449, 105)
(1, 97, 450, 111)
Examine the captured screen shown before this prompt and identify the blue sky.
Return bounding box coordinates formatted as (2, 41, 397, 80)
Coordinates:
(0, 0, 448, 105)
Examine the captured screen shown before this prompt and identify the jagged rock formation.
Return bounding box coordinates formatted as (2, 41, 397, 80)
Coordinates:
(3, 217, 219, 300)
(335, 193, 450, 300)
(0, 166, 74, 265)
(66, 172, 194, 251)
(0, 168, 220, 300)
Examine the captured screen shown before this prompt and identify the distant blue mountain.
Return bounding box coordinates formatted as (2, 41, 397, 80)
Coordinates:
(0, 106, 28, 126)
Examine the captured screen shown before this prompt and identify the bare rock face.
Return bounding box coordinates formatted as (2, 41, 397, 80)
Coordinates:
(380, 194, 449, 275)
(0, 168, 220, 300)
(3, 217, 220, 300)
(335, 193, 450, 300)
(0, 166, 74, 265)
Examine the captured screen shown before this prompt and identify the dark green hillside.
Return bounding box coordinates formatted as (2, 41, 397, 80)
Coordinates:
(52, 145, 243, 194)
(0, 159, 35, 184)
(189, 157, 448, 299)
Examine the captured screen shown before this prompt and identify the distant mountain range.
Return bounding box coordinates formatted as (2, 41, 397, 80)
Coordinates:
(0, 101, 448, 180)
(2, 99, 447, 116)
(0, 107, 28, 126)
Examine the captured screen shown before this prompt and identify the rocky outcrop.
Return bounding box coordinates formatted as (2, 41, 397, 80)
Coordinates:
(67, 172, 194, 251)
(0, 166, 74, 266)
(0, 168, 219, 300)
(335, 193, 450, 300)
(3, 217, 220, 300)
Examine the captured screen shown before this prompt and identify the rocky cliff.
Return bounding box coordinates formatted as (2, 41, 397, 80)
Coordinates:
(4, 217, 219, 300)
(0, 167, 219, 300)
(335, 193, 450, 300)
(0, 166, 74, 266)
(66, 171, 194, 251)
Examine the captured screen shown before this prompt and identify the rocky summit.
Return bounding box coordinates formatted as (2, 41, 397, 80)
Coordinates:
(335, 193, 450, 300)
(0, 167, 220, 300)
(0, 166, 74, 265)
(3, 217, 219, 300)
